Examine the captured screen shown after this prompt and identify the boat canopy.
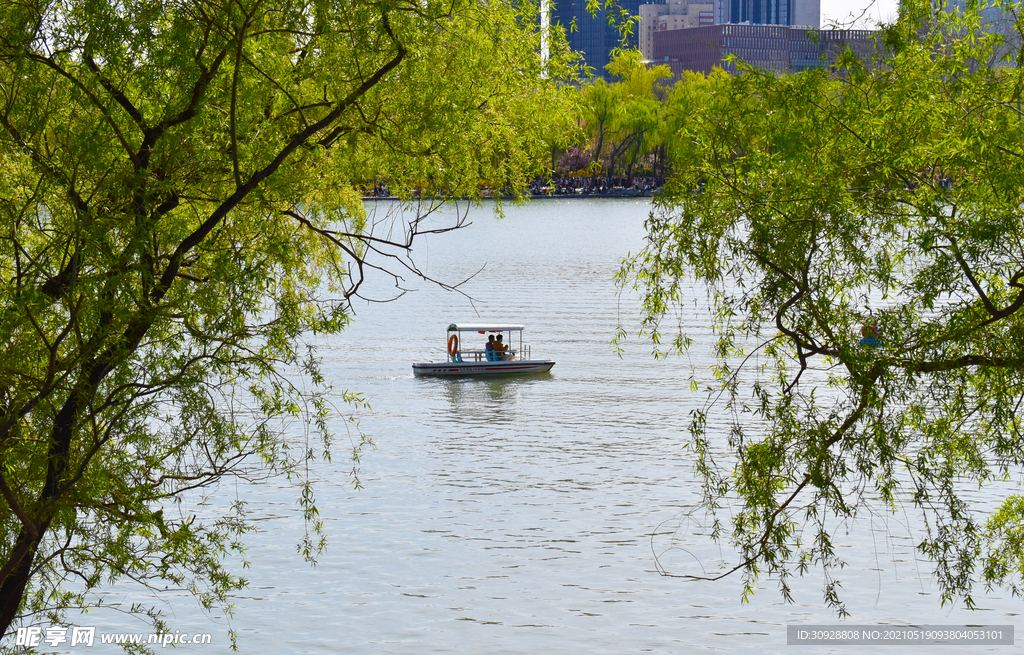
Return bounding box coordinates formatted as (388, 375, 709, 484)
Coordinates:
(447, 323, 525, 333)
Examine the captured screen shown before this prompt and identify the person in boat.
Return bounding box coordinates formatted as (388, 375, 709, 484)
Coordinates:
(485, 334, 496, 360)
(494, 334, 512, 360)
(860, 323, 881, 347)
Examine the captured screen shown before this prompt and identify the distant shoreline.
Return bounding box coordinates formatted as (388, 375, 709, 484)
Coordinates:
(362, 192, 659, 201)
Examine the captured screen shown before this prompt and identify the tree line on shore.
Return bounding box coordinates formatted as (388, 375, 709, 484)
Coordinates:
(355, 49, 724, 198)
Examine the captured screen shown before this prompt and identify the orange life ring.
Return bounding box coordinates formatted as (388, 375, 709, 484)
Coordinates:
(448, 334, 459, 356)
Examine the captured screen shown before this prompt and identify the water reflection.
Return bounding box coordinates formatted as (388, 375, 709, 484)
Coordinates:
(433, 374, 553, 424)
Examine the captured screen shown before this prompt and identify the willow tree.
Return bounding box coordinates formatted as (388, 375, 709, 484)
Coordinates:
(621, 1, 1024, 613)
(577, 50, 671, 179)
(0, 0, 576, 639)
(603, 50, 670, 179)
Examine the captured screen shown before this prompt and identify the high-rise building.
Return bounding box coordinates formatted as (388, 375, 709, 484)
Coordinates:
(640, 1, 715, 60)
(713, 0, 819, 28)
(791, 0, 819, 27)
(552, 0, 644, 77)
(933, 0, 1016, 36)
(553, 0, 819, 75)
(652, 23, 875, 76)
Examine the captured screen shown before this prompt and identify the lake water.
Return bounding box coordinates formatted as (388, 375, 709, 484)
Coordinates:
(54, 199, 1021, 653)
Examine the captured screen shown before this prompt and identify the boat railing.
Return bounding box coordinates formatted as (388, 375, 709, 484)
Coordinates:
(453, 349, 519, 363)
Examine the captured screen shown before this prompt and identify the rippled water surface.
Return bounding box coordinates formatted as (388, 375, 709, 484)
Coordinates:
(64, 200, 1022, 653)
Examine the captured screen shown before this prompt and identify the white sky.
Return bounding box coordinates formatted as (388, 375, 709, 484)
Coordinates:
(821, 0, 900, 28)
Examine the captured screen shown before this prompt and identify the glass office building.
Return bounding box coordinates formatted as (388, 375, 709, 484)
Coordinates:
(714, 0, 818, 28)
(720, 0, 789, 24)
(552, 0, 643, 77)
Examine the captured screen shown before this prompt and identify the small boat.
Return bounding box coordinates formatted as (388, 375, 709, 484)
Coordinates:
(412, 323, 555, 376)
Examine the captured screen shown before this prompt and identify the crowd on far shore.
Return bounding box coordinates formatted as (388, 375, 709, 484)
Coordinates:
(529, 174, 665, 197)
(358, 174, 666, 199)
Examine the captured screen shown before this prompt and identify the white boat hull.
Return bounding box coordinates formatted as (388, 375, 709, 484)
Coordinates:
(412, 360, 555, 377)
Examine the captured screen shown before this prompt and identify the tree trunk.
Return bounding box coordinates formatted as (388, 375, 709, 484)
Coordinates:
(0, 528, 45, 636)
(0, 378, 85, 636)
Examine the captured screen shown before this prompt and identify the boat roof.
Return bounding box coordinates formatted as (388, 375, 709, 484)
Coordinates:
(447, 323, 525, 332)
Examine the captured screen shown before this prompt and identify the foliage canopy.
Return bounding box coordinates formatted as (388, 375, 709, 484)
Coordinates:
(622, 1, 1024, 613)
(575, 50, 672, 178)
(0, 0, 575, 641)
